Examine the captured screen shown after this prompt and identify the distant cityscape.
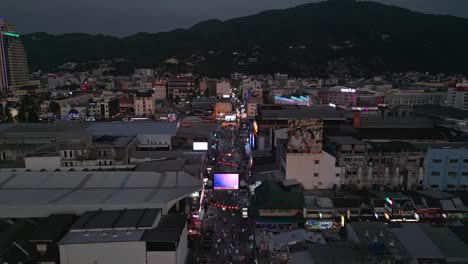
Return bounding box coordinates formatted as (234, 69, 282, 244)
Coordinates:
(2, 5, 468, 264)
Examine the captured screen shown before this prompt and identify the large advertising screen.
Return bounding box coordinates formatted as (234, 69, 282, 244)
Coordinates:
(224, 115, 236, 122)
(193, 142, 208, 151)
(287, 119, 323, 153)
(213, 173, 239, 190)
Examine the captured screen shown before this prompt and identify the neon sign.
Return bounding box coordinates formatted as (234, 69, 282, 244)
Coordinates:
(5, 32, 20, 37)
(385, 197, 394, 206)
(340, 88, 356, 93)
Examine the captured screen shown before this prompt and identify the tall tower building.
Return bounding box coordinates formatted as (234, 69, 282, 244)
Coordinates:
(0, 17, 29, 93)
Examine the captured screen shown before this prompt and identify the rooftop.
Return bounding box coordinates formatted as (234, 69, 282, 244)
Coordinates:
(327, 136, 364, 145)
(257, 105, 349, 120)
(141, 214, 186, 243)
(367, 141, 418, 153)
(252, 181, 305, 210)
(355, 128, 444, 140)
(0, 171, 202, 218)
(70, 209, 161, 230)
(27, 214, 75, 242)
(135, 160, 184, 172)
(92, 135, 135, 147)
(87, 122, 178, 136)
(413, 105, 468, 120)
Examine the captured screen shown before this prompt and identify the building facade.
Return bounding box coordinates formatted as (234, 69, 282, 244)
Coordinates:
(318, 86, 357, 106)
(326, 137, 425, 189)
(134, 91, 155, 117)
(447, 84, 468, 110)
(424, 148, 468, 191)
(385, 90, 446, 106)
(0, 18, 29, 93)
(167, 78, 195, 100)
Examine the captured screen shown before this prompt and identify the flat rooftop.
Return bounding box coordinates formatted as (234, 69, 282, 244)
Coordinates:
(87, 122, 178, 136)
(70, 209, 161, 230)
(258, 105, 349, 120)
(328, 136, 364, 145)
(0, 171, 202, 218)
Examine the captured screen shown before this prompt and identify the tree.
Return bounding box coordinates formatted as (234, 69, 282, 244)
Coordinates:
(18, 94, 40, 123)
(48, 101, 61, 116)
(3, 105, 13, 123)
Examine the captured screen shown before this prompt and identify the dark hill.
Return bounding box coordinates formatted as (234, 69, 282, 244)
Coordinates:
(22, 0, 468, 76)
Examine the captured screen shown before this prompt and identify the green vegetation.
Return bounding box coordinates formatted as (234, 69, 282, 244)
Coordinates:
(22, 0, 468, 76)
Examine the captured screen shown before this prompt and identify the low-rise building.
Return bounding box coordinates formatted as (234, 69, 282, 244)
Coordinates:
(385, 89, 446, 106)
(447, 83, 468, 110)
(167, 78, 195, 101)
(59, 209, 188, 264)
(326, 137, 425, 189)
(88, 97, 120, 119)
(250, 181, 306, 231)
(134, 91, 155, 117)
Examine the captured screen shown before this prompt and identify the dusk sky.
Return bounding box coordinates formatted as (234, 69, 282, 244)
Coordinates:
(2, 0, 468, 37)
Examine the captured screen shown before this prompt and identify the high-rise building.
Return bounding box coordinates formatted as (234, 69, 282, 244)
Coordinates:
(0, 18, 29, 93)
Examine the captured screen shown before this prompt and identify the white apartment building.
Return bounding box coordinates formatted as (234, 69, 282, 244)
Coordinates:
(447, 84, 468, 110)
(283, 151, 342, 190)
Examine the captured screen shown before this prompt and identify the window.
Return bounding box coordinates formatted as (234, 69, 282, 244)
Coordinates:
(69, 151, 73, 158)
(460, 185, 468, 188)
(336, 173, 340, 177)
(463, 159, 468, 164)
(432, 159, 441, 163)
(448, 172, 457, 177)
(449, 159, 459, 164)
(64, 151, 67, 158)
(431, 171, 441, 176)
(462, 172, 468, 177)
(446, 184, 456, 189)
(315, 160, 319, 164)
(64, 162, 68, 167)
(314, 173, 319, 177)
(430, 184, 439, 189)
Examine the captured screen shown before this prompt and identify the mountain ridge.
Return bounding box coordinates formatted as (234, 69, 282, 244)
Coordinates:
(21, 0, 468, 76)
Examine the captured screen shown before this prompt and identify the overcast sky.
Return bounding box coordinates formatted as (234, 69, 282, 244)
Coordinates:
(2, 0, 468, 37)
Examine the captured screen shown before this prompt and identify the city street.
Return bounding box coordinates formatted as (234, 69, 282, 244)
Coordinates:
(190, 117, 255, 264)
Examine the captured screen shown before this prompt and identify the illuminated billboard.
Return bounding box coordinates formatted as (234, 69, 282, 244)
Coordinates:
(213, 173, 239, 190)
(193, 142, 208, 151)
(287, 119, 323, 153)
(224, 115, 236, 122)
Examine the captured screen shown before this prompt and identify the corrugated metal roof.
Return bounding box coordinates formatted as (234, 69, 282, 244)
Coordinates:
(59, 229, 145, 245)
(0, 171, 202, 218)
(87, 122, 178, 136)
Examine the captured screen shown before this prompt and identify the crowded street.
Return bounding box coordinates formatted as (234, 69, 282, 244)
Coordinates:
(189, 114, 256, 264)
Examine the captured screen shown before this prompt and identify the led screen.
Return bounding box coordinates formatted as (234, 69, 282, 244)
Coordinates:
(225, 115, 236, 122)
(213, 173, 239, 190)
(193, 142, 208, 150)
